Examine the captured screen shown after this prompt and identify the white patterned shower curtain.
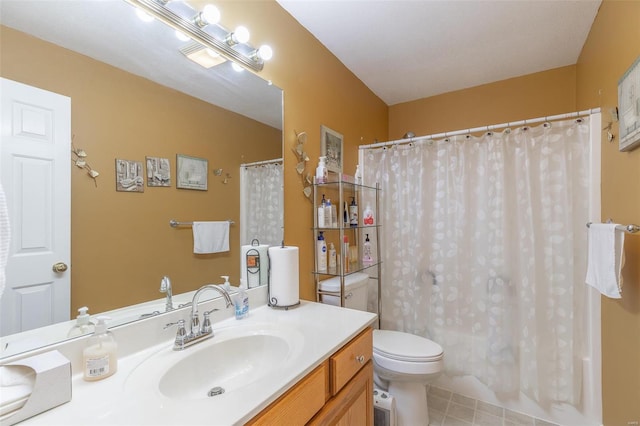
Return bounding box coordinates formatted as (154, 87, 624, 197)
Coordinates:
(361, 117, 593, 405)
(239, 160, 283, 247)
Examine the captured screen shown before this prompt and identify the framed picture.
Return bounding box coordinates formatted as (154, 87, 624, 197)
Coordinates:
(320, 125, 343, 173)
(618, 55, 640, 152)
(176, 154, 208, 190)
(145, 156, 171, 187)
(115, 159, 144, 192)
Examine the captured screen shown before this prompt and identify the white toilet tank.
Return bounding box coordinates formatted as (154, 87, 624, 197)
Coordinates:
(319, 273, 370, 311)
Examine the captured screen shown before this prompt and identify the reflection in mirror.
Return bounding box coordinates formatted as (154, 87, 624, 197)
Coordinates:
(0, 0, 283, 359)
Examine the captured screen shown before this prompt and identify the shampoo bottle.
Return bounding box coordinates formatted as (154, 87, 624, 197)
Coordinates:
(83, 316, 117, 381)
(349, 197, 358, 227)
(363, 203, 375, 225)
(68, 306, 94, 337)
(234, 280, 249, 319)
(317, 231, 327, 272)
(328, 242, 337, 273)
(342, 235, 350, 273)
(316, 156, 328, 184)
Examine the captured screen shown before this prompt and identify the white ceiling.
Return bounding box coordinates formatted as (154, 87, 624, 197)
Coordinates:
(276, 0, 602, 106)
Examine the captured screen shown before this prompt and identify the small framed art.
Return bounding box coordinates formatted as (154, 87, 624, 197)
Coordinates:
(115, 159, 144, 192)
(618, 55, 640, 152)
(176, 154, 208, 190)
(320, 125, 343, 173)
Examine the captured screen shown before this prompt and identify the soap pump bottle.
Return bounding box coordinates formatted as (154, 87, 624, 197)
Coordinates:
(362, 234, 373, 265)
(234, 279, 249, 320)
(68, 306, 94, 337)
(318, 194, 327, 227)
(83, 316, 117, 381)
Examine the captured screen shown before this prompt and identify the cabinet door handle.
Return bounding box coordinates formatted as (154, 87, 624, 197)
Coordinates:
(355, 355, 365, 364)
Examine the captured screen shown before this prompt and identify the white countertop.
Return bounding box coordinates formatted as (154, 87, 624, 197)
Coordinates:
(19, 299, 377, 425)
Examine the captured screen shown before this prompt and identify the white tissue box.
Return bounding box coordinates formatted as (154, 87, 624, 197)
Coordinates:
(1, 350, 71, 425)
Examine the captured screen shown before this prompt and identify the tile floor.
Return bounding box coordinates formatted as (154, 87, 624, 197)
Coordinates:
(427, 385, 561, 426)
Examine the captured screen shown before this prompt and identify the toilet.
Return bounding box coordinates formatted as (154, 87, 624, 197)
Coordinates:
(319, 273, 444, 426)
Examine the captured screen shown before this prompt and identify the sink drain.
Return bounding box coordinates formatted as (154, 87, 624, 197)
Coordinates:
(207, 386, 225, 397)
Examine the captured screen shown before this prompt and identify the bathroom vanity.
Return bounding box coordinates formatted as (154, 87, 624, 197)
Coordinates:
(4, 286, 377, 425)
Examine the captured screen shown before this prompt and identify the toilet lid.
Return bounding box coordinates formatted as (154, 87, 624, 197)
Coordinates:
(373, 330, 443, 362)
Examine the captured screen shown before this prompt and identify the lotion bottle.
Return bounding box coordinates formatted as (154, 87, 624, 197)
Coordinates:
(83, 316, 117, 381)
(317, 194, 327, 227)
(342, 235, 350, 273)
(317, 231, 327, 272)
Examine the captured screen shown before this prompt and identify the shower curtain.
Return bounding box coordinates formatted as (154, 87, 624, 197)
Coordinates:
(361, 117, 591, 405)
(239, 161, 283, 247)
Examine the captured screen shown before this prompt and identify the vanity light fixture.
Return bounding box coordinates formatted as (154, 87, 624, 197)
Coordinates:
(124, 0, 272, 72)
(180, 42, 226, 68)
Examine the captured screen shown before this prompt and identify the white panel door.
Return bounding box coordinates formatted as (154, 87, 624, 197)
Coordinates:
(0, 78, 71, 336)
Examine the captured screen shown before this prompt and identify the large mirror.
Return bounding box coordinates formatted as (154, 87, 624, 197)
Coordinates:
(0, 0, 283, 358)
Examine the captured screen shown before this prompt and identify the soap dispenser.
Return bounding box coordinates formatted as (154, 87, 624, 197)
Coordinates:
(83, 316, 117, 381)
(221, 275, 231, 291)
(234, 280, 249, 320)
(316, 156, 328, 184)
(67, 306, 94, 337)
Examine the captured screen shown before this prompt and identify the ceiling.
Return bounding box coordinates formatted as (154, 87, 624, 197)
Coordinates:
(276, 0, 602, 106)
(0, 1, 283, 129)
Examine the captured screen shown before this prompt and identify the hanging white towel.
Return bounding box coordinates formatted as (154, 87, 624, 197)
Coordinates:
(192, 221, 229, 254)
(585, 223, 625, 298)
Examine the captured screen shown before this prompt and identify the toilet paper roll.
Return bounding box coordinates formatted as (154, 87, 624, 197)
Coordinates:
(240, 244, 269, 288)
(268, 246, 300, 308)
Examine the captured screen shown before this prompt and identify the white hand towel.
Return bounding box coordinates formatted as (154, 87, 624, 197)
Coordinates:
(585, 223, 625, 298)
(192, 221, 229, 254)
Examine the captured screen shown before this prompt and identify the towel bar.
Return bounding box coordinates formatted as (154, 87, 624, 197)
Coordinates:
(170, 219, 235, 228)
(586, 222, 639, 234)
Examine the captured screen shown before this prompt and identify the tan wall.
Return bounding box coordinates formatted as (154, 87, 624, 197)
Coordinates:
(1, 26, 282, 313)
(389, 65, 577, 139)
(576, 1, 640, 424)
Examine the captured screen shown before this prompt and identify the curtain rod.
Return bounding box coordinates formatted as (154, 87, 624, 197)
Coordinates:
(359, 107, 601, 150)
(241, 158, 283, 168)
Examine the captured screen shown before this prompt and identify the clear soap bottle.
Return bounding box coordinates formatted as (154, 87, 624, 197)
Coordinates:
(235, 279, 249, 319)
(83, 316, 117, 381)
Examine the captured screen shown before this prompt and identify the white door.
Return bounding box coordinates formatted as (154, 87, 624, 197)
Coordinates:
(0, 78, 71, 336)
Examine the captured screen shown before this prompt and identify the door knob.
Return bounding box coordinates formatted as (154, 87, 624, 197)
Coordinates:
(52, 262, 68, 273)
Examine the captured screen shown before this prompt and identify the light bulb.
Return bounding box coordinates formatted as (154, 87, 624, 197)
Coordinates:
(175, 30, 190, 42)
(257, 45, 273, 61)
(135, 9, 154, 22)
(193, 4, 220, 27)
(234, 26, 250, 44)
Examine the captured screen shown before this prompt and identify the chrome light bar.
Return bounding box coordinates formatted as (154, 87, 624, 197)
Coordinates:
(124, 0, 264, 72)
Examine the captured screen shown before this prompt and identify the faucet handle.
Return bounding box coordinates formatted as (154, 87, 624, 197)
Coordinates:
(164, 319, 187, 350)
(201, 309, 218, 335)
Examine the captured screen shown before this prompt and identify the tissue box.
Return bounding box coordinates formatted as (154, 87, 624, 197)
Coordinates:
(2, 350, 71, 425)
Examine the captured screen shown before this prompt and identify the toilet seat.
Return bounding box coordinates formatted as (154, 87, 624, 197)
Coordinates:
(373, 329, 443, 362)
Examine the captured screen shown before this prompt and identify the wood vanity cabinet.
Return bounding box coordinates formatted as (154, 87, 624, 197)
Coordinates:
(248, 327, 373, 426)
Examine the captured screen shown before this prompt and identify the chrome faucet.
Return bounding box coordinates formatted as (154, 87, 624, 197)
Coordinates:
(160, 275, 174, 311)
(166, 284, 232, 351)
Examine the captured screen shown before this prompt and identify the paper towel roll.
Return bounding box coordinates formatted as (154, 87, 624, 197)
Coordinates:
(241, 243, 269, 288)
(268, 246, 300, 308)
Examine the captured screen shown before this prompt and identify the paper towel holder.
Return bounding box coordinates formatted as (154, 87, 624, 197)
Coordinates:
(268, 242, 301, 310)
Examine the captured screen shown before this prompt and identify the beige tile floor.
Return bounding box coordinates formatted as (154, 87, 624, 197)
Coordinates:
(426, 386, 561, 426)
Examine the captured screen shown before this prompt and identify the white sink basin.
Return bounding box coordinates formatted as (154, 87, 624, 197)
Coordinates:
(124, 322, 304, 401)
